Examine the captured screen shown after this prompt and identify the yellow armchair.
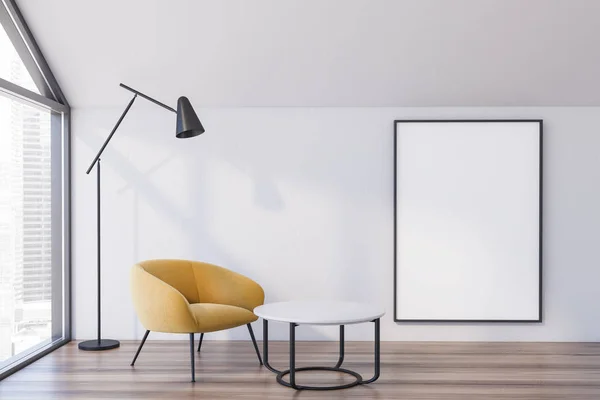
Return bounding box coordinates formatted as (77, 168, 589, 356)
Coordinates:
(130, 259, 264, 382)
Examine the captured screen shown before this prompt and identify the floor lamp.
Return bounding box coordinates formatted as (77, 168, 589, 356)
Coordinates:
(78, 83, 205, 351)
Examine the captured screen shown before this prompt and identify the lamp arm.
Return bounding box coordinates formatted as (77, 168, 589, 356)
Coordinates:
(85, 83, 179, 174)
(85, 93, 137, 174)
(119, 83, 176, 113)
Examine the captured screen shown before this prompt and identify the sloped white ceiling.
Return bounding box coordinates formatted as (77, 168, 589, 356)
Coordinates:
(16, 0, 600, 107)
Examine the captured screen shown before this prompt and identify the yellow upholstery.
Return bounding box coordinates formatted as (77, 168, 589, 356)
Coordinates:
(131, 259, 264, 334)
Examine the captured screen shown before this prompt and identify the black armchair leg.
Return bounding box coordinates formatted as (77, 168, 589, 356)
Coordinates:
(197, 333, 204, 352)
(189, 333, 195, 382)
(130, 330, 150, 366)
(247, 323, 263, 365)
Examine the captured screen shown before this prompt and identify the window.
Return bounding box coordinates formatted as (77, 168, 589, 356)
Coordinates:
(0, 21, 37, 94)
(0, 0, 70, 380)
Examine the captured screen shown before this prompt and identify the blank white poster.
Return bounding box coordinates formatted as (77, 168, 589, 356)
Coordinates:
(395, 121, 541, 321)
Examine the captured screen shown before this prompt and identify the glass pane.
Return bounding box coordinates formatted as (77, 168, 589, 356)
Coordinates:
(0, 93, 52, 365)
(0, 22, 39, 94)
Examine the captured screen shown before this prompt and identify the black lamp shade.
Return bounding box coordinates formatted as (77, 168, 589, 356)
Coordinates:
(176, 96, 204, 138)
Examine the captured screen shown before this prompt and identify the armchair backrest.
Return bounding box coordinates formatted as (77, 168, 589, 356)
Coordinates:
(190, 261, 264, 309)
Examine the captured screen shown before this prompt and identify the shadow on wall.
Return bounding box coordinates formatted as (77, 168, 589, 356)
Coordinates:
(78, 106, 388, 341)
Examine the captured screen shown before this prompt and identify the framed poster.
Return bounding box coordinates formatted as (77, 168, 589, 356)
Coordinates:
(394, 120, 542, 322)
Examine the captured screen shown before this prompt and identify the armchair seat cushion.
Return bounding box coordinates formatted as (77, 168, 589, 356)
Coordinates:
(189, 303, 258, 333)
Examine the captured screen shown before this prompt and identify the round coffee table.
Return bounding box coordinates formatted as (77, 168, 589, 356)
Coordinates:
(253, 301, 384, 390)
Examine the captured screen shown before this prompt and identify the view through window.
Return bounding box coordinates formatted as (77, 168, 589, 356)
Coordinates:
(0, 22, 38, 93)
(0, 20, 54, 367)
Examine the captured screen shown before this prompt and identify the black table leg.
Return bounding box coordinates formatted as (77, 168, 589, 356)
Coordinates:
(289, 323, 297, 389)
(334, 325, 345, 368)
(360, 318, 381, 384)
(263, 319, 281, 374)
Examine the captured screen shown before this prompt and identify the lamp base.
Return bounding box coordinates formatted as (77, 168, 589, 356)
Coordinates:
(78, 339, 120, 351)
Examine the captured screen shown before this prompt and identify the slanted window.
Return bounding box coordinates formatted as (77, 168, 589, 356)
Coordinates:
(0, 23, 38, 93)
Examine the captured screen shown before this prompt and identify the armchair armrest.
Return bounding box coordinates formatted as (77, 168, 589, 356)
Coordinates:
(131, 264, 198, 333)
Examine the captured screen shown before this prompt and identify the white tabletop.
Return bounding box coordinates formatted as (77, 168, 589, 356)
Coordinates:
(254, 301, 385, 325)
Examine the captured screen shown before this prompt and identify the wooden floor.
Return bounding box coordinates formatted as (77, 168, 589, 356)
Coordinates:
(2, 341, 600, 399)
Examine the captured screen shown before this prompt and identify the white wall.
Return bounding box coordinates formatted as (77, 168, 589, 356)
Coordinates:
(72, 105, 600, 342)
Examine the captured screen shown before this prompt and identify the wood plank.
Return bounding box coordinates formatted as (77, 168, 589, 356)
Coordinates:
(2, 341, 600, 399)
